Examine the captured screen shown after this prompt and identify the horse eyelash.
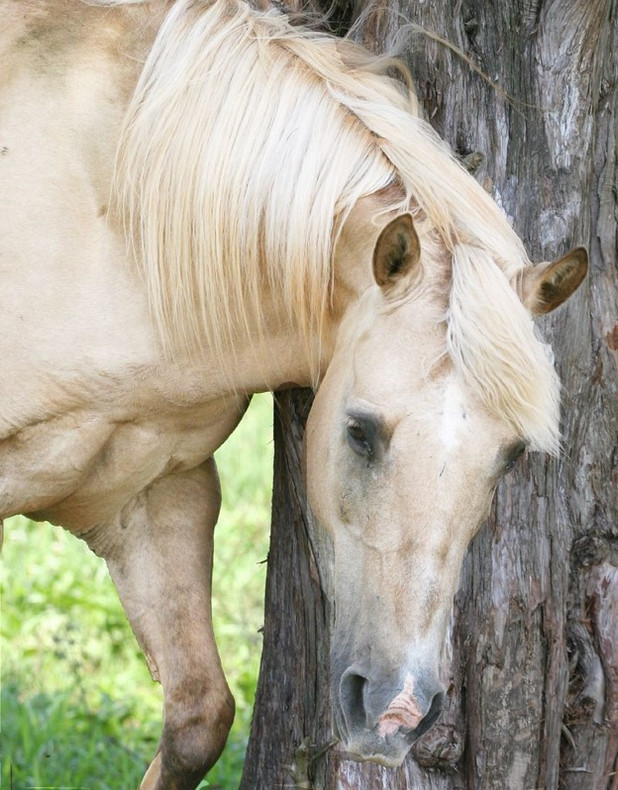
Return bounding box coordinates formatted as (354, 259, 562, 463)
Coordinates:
(346, 421, 373, 458)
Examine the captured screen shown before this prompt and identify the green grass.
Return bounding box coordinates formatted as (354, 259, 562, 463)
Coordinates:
(0, 393, 273, 789)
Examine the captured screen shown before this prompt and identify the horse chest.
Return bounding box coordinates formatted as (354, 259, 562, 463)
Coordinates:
(0, 394, 245, 531)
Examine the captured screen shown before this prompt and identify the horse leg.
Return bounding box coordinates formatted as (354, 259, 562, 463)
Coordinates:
(96, 459, 233, 790)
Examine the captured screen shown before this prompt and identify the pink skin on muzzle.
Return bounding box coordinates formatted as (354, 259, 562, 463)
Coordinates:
(377, 675, 424, 737)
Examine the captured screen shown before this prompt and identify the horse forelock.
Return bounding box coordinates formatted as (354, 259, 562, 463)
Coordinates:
(447, 245, 560, 453)
(114, 0, 559, 447)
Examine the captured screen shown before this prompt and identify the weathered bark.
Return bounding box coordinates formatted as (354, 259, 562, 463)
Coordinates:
(242, 1, 617, 788)
(240, 389, 332, 787)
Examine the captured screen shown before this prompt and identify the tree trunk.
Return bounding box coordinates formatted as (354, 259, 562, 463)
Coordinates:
(241, 1, 617, 787)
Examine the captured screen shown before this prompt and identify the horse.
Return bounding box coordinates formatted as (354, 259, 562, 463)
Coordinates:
(0, 0, 588, 787)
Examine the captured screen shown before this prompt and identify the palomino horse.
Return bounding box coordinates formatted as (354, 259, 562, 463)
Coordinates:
(0, 0, 587, 787)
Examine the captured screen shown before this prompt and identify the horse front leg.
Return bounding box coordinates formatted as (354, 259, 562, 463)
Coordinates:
(97, 459, 233, 790)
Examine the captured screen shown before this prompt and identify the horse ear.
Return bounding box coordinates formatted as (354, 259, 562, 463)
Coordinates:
(373, 213, 421, 289)
(521, 247, 588, 315)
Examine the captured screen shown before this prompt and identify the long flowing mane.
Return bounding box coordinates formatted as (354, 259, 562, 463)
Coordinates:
(114, 0, 560, 451)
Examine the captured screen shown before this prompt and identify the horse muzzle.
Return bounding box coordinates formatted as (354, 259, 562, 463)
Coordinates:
(335, 666, 445, 766)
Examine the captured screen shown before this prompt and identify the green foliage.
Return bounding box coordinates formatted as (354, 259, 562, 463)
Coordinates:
(1, 394, 273, 789)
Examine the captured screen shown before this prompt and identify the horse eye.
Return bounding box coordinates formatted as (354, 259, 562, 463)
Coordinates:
(504, 442, 526, 473)
(346, 422, 372, 458)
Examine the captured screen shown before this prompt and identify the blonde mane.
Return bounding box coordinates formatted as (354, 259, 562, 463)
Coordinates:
(114, 0, 560, 451)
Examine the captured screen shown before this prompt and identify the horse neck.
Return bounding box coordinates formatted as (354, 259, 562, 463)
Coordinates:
(224, 318, 332, 394)
(192, 255, 361, 397)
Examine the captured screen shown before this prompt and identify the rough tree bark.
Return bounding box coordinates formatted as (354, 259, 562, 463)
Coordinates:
(241, 1, 617, 788)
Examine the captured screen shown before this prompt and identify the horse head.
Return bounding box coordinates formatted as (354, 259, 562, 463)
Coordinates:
(305, 211, 587, 765)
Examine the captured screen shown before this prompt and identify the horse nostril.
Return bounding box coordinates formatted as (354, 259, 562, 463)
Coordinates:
(416, 688, 445, 736)
(339, 670, 445, 743)
(340, 670, 369, 733)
